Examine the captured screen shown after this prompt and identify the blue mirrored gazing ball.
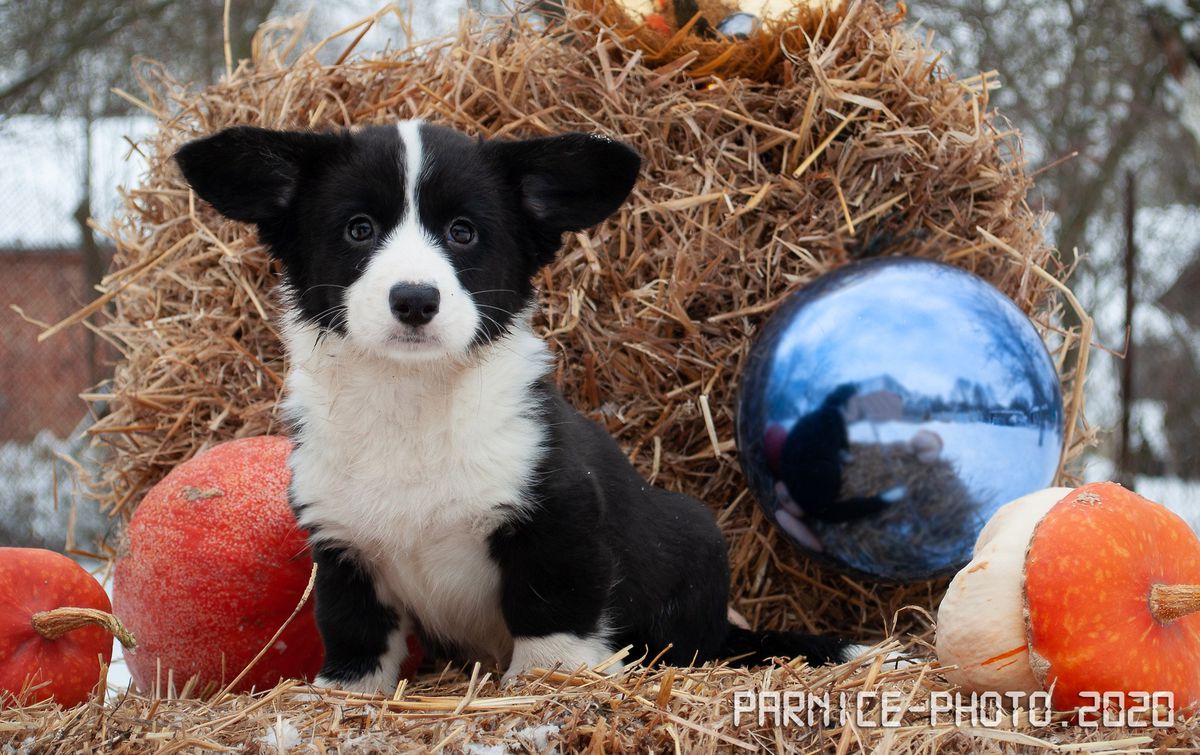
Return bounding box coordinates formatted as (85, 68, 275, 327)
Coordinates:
(716, 12, 760, 38)
(736, 258, 1063, 582)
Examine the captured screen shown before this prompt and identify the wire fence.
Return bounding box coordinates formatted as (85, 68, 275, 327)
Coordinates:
(0, 117, 133, 551)
(0, 244, 113, 550)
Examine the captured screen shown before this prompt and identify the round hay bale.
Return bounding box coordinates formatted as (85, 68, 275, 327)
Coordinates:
(76, 0, 1089, 642)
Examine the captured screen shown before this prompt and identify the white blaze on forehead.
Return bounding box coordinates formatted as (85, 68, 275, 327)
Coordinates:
(342, 119, 480, 359)
(398, 119, 424, 222)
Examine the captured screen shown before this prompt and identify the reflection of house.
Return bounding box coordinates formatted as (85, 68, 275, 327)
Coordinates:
(984, 408, 1025, 425)
(0, 246, 112, 441)
(857, 374, 908, 398)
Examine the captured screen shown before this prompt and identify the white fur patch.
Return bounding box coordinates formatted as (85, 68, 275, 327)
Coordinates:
(504, 632, 619, 683)
(282, 310, 552, 667)
(342, 120, 480, 361)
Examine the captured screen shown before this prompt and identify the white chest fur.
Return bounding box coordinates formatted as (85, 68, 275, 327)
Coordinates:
(281, 314, 551, 661)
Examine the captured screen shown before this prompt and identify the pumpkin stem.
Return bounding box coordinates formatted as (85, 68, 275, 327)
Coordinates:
(31, 607, 137, 649)
(1150, 584, 1200, 625)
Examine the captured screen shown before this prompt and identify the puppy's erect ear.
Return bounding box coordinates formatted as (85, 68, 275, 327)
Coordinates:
(175, 126, 338, 224)
(488, 132, 641, 235)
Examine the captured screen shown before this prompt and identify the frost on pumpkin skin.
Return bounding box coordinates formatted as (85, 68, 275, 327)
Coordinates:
(1024, 482, 1200, 711)
(113, 436, 324, 694)
(0, 548, 114, 708)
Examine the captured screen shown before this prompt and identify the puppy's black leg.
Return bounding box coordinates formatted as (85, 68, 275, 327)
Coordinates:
(489, 519, 616, 682)
(310, 543, 411, 694)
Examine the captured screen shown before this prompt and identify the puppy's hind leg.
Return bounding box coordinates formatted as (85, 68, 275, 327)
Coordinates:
(309, 543, 413, 695)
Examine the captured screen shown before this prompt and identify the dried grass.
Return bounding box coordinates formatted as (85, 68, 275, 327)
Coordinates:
(6, 0, 1133, 750)
(6, 652, 1195, 752)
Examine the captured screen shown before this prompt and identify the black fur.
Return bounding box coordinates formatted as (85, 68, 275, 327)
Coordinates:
(308, 543, 401, 683)
(490, 380, 851, 667)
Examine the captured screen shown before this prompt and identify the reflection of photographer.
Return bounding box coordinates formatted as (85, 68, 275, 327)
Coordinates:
(774, 384, 901, 525)
(767, 382, 951, 547)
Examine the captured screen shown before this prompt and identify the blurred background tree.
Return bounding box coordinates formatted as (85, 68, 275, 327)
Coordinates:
(0, 0, 277, 549)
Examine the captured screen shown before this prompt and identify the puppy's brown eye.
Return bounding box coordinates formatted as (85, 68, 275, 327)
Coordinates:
(447, 219, 476, 246)
(346, 216, 375, 243)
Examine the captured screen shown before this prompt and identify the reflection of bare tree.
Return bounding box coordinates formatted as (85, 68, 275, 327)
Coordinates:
(957, 291, 1060, 433)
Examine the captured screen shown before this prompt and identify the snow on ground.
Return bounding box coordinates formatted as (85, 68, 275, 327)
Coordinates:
(463, 724, 561, 755)
(1081, 456, 1200, 533)
(258, 717, 303, 752)
(103, 582, 133, 698)
(0, 432, 75, 541)
(65, 559, 133, 698)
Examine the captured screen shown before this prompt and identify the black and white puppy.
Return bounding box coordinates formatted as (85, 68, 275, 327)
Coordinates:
(176, 121, 863, 692)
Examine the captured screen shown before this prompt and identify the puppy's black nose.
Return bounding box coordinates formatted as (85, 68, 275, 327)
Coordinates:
(389, 283, 440, 326)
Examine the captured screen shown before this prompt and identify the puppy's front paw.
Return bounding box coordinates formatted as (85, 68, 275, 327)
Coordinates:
(500, 666, 526, 688)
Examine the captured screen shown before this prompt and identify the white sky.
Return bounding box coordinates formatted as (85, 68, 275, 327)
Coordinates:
(0, 116, 155, 248)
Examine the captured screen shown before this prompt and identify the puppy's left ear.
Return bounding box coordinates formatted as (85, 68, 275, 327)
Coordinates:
(489, 133, 641, 236)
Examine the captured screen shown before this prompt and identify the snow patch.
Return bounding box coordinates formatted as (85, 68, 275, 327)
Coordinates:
(847, 420, 1060, 508)
(258, 717, 303, 752)
(464, 723, 561, 754)
(2, 737, 37, 755)
(1082, 457, 1200, 534)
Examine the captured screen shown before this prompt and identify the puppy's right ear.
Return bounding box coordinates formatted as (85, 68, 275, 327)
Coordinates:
(174, 126, 336, 224)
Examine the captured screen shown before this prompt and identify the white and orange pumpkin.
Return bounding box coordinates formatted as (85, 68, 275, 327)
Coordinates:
(937, 482, 1200, 711)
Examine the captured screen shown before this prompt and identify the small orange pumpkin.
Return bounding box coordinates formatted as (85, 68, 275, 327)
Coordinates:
(937, 483, 1200, 711)
(0, 548, 136, 708)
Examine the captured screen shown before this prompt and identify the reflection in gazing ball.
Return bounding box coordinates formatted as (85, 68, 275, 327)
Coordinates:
(736, 258, 1064, 582)
(717, 12, 761, 38)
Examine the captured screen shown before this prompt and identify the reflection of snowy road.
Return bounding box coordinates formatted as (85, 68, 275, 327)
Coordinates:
(847, 419, 1059, 507)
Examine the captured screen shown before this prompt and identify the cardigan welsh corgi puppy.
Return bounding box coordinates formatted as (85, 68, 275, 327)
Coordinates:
(175, 122, 861, 692)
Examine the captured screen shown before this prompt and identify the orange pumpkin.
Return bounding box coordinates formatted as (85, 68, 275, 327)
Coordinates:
(938, 483, 1200, 711)
(0, 548, 135, 708)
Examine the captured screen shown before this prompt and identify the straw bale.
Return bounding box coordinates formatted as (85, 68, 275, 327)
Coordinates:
(6, 655, 1195, 752)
